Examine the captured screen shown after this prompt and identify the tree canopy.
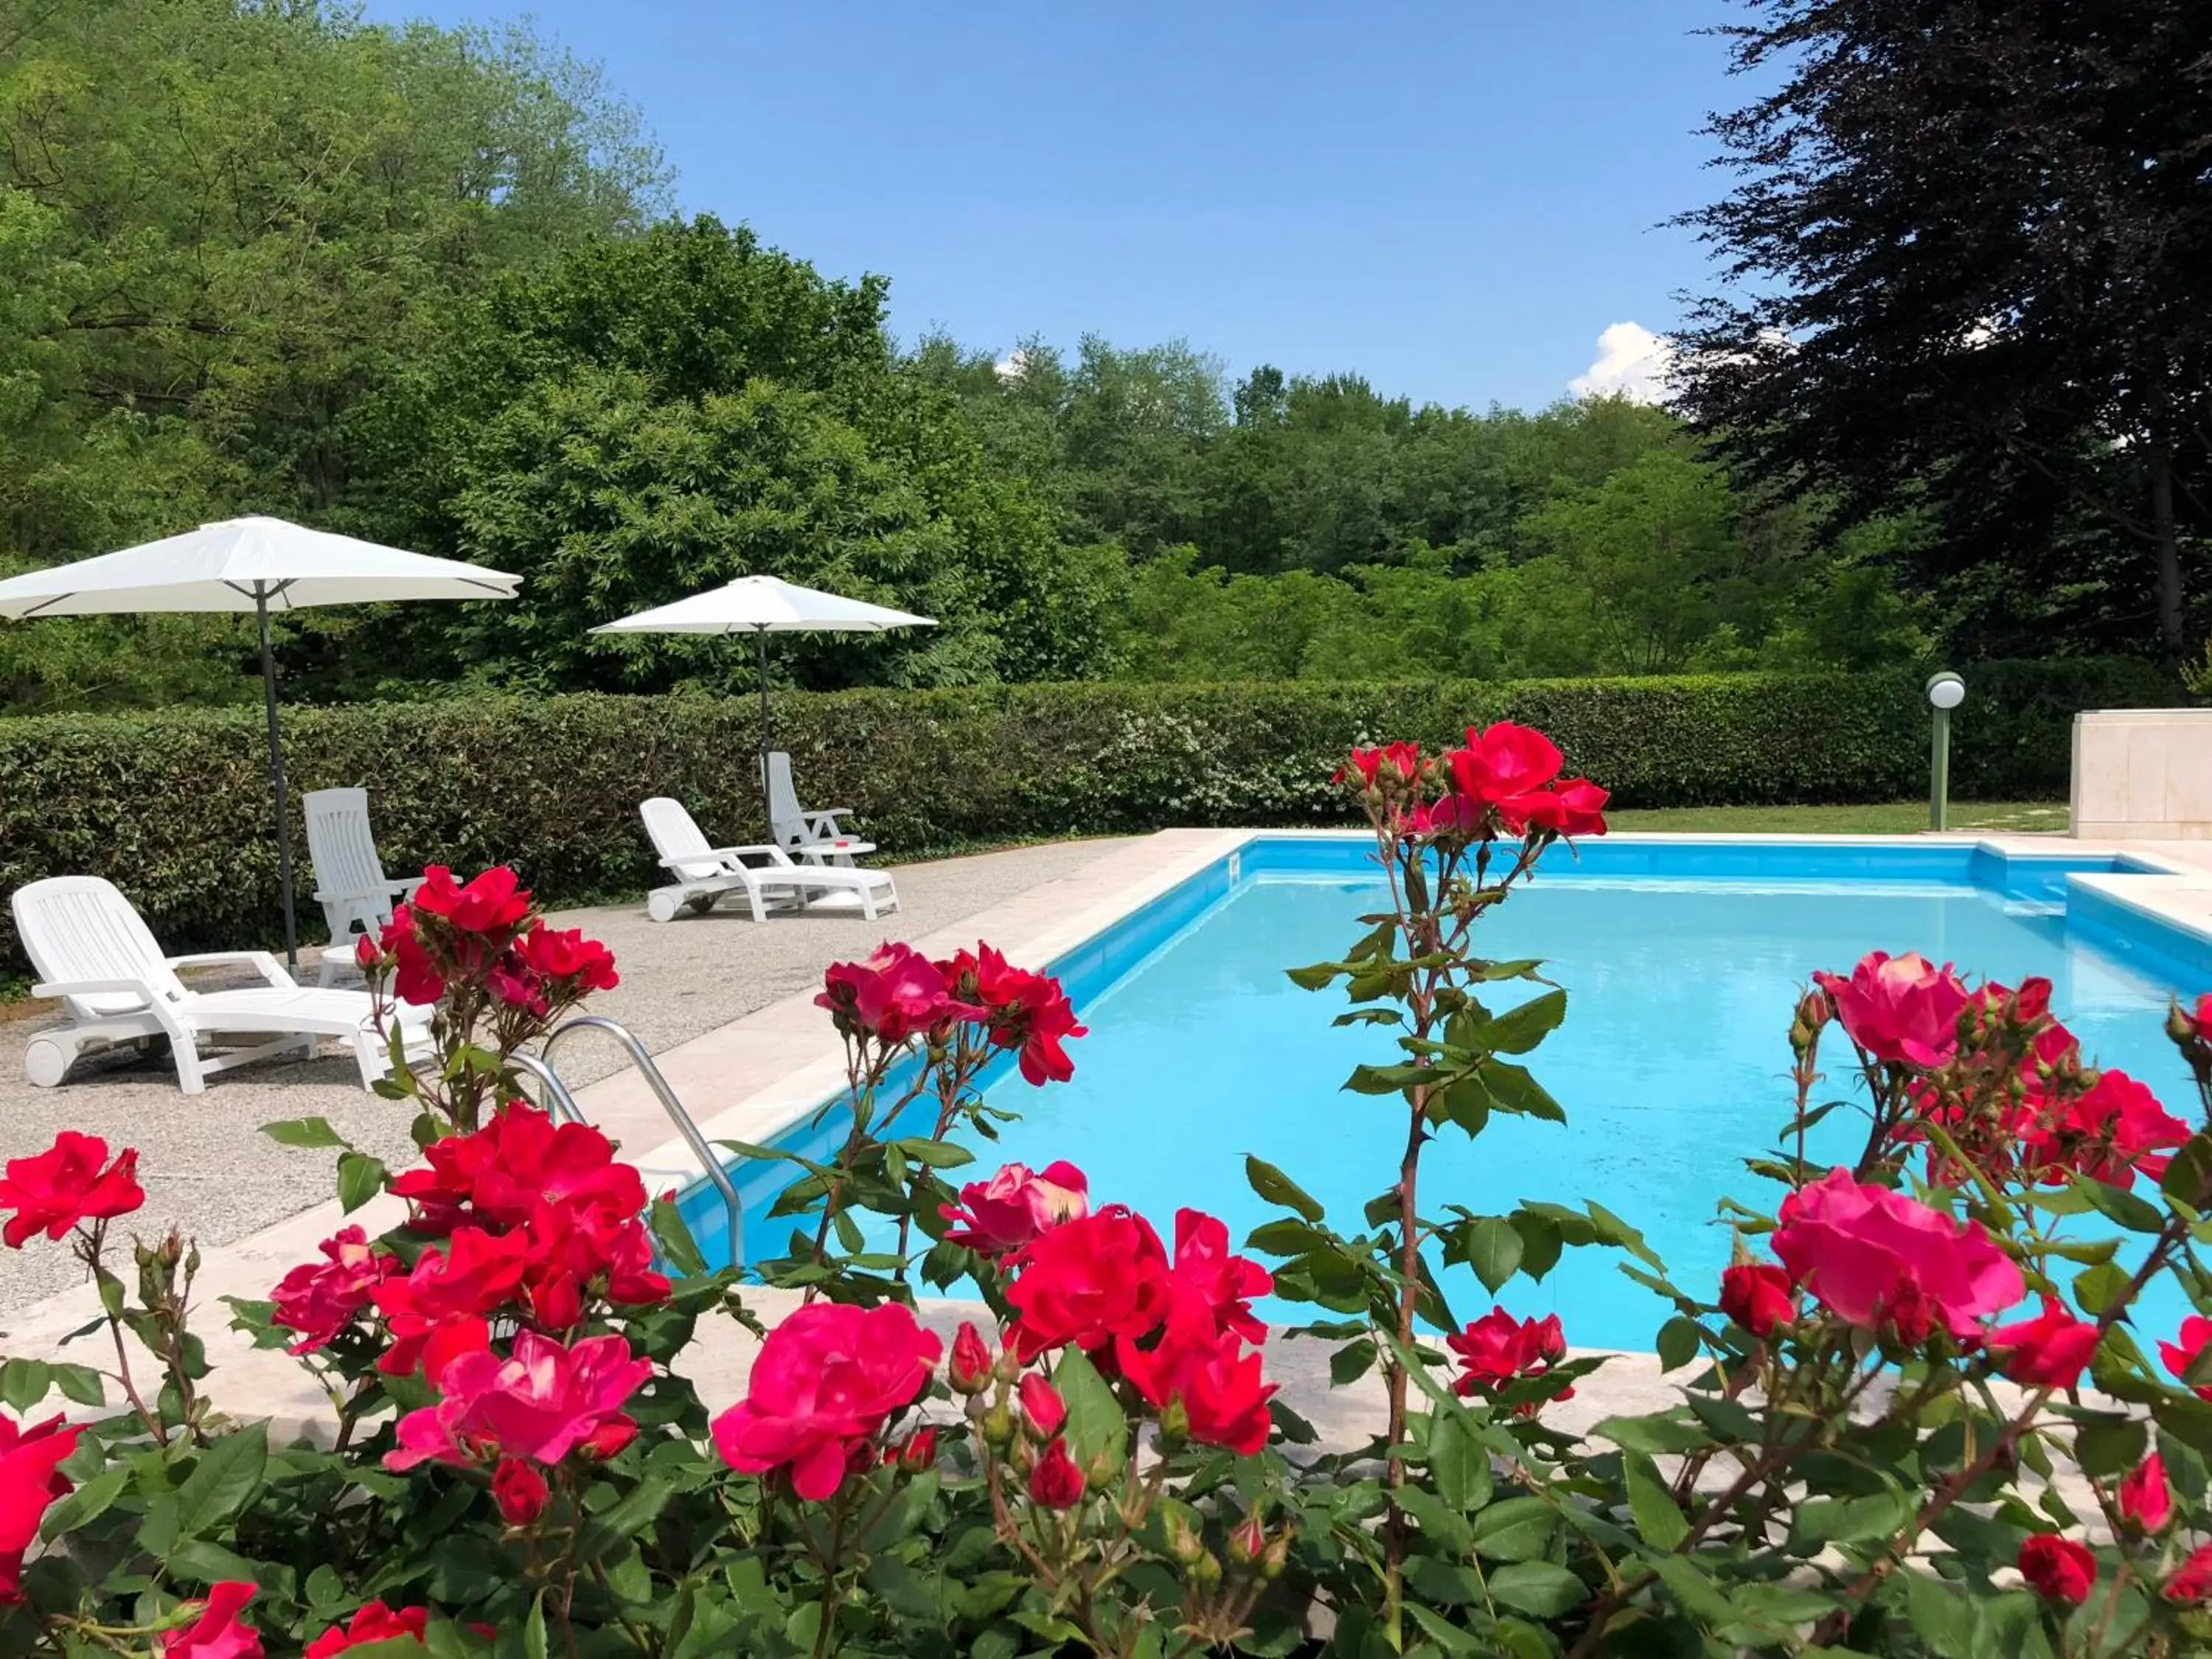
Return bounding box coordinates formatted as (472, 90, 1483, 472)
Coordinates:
(1674, 0, 2212, 659)
(0, 0, 2174, 712)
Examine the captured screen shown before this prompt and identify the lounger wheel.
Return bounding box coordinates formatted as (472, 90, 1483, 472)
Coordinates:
(24, 1035, 73, 1088)
(647, 890, 681, 924)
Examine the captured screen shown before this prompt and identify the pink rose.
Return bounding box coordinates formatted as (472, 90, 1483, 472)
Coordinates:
(710, 1302, 941, 1502)
(1770, 1167, 2023, 1342)
(270, 1226, 400, 1355)
(816, 944, 967, 1046)
(940, 1161, 1090, 1255)
(386, 1329, 650, 1471)
(1814, 950, 1970, 1069)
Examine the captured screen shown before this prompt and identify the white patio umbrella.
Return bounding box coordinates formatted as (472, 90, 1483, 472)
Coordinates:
(590, 574, 934, 818)
(0, 516, 521, 966)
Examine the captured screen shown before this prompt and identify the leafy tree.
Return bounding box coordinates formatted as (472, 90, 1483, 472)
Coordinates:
(1675, 0, 2212, 657)
(1520, 450, 1778, 674)
(354, 220, 1119, 695)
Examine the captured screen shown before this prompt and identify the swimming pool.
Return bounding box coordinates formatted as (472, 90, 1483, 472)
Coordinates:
(684, 835, 2212, 1352)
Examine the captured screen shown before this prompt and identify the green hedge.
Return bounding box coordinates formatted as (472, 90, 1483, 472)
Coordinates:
(0, 658, 2179, 978)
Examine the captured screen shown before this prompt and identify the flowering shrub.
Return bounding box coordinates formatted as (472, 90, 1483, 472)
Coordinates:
(4, 724, 2212, 1658)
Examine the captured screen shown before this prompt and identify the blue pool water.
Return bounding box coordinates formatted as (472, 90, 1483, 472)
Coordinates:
(687, 838, 2212, 1353)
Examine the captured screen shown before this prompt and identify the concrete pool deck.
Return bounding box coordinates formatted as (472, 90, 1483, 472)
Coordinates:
(5, 826, 2212, 1447)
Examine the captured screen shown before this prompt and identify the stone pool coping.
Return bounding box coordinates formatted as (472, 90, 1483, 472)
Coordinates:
(7, 825, 2210, 1447)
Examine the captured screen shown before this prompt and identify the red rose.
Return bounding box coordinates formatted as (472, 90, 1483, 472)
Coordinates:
(370, 1227, 531, 1377)
(305, 1603, 428, 1659)
(1018, 1374, 1067, 1440)
(270, 1226, 400, 1354)
(2048, 1069, 2190, 1188)
(2166, 1543, 2212, 1604)
(1813, 950, 1969, 1069)
(897, 1427, 937, 1470)
(1770, 1167, 2022, 1342)
(948, 1321, 992, 1394)
(411, 866, 532, 934)
(942, 945, 1087, 1085)
(1718, 1263, 1796, 1339)
(816, 944, 965, 1046)
(379, 907, 445, 1005)
(0, 1412, 80, 1604)
(1335, 742, 1425, 789)
(517, 1200, 671, 1328)
(2018, 1534, 2095, 1605)
(161, 1582, 264, 1659)
(1028, 1438, 1087, 1510)
(518, 923, 619, 993)
(1447, 723, 1564, 809)
(939, 1161, 1089, 1255)
(1116, 1324, 1278, 1455)
(710, 1302, 941, 1502)
(1004, 1207, 1172, 1361)
(1551, 776, 1610, 838)
(1164, 1208, 1272, 1346)
(2184, 993, 2212, 1045)
(1446, 1309, 1572, 1413)
(2158, 1317, 2212, 1399)
(390, 1104, 645, 1236)
(1987, 1298, 2100, 1388)
(1396, 793, 1485, 842)
(2121, 1453, 2173, 1533)
(493, 1457, 550, 1526)
(0, 1131, 144, 1247)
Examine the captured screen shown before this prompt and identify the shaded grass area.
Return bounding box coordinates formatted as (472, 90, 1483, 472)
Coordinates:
(1604, 801, 2067, 835)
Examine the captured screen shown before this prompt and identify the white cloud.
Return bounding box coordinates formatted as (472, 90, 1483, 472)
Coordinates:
(1570, 321, 1677, 404)
(994, 347, 1036, 383)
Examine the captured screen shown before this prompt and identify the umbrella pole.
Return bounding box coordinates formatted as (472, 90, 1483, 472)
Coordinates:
(256, 593, 300, 972)
(755, 627, 773, 838)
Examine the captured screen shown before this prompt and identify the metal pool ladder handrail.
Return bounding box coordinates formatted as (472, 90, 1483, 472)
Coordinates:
(510, 1015, 743, 1260)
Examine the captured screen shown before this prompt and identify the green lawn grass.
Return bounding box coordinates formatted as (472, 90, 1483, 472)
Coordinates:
(1604, 801, 2068, 835)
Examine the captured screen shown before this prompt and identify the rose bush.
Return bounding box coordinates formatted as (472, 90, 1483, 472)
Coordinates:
(2, 721, 2211, 1658)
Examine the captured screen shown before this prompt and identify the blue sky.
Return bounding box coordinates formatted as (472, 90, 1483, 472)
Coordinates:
(364, 1, 1745, 412)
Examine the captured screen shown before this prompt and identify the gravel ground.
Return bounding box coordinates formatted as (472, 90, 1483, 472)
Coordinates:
(0, 838, 1134, 1313)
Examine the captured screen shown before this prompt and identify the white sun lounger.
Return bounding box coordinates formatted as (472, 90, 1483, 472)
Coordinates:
(13, 876, 431, 1094)
(762, 751, 873, 865)
(304, 786, 422, 986)
(639, 798, 898, 924)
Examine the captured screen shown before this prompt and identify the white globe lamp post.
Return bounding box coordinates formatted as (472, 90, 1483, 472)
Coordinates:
(1927, 672, 1966, 830)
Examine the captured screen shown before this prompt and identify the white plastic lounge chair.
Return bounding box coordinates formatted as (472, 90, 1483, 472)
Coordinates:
(762, 751, 874, 866)
(639, 798, 898, 924)
(304, 787, 422, 985)
(13, 876, 431, 1095)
